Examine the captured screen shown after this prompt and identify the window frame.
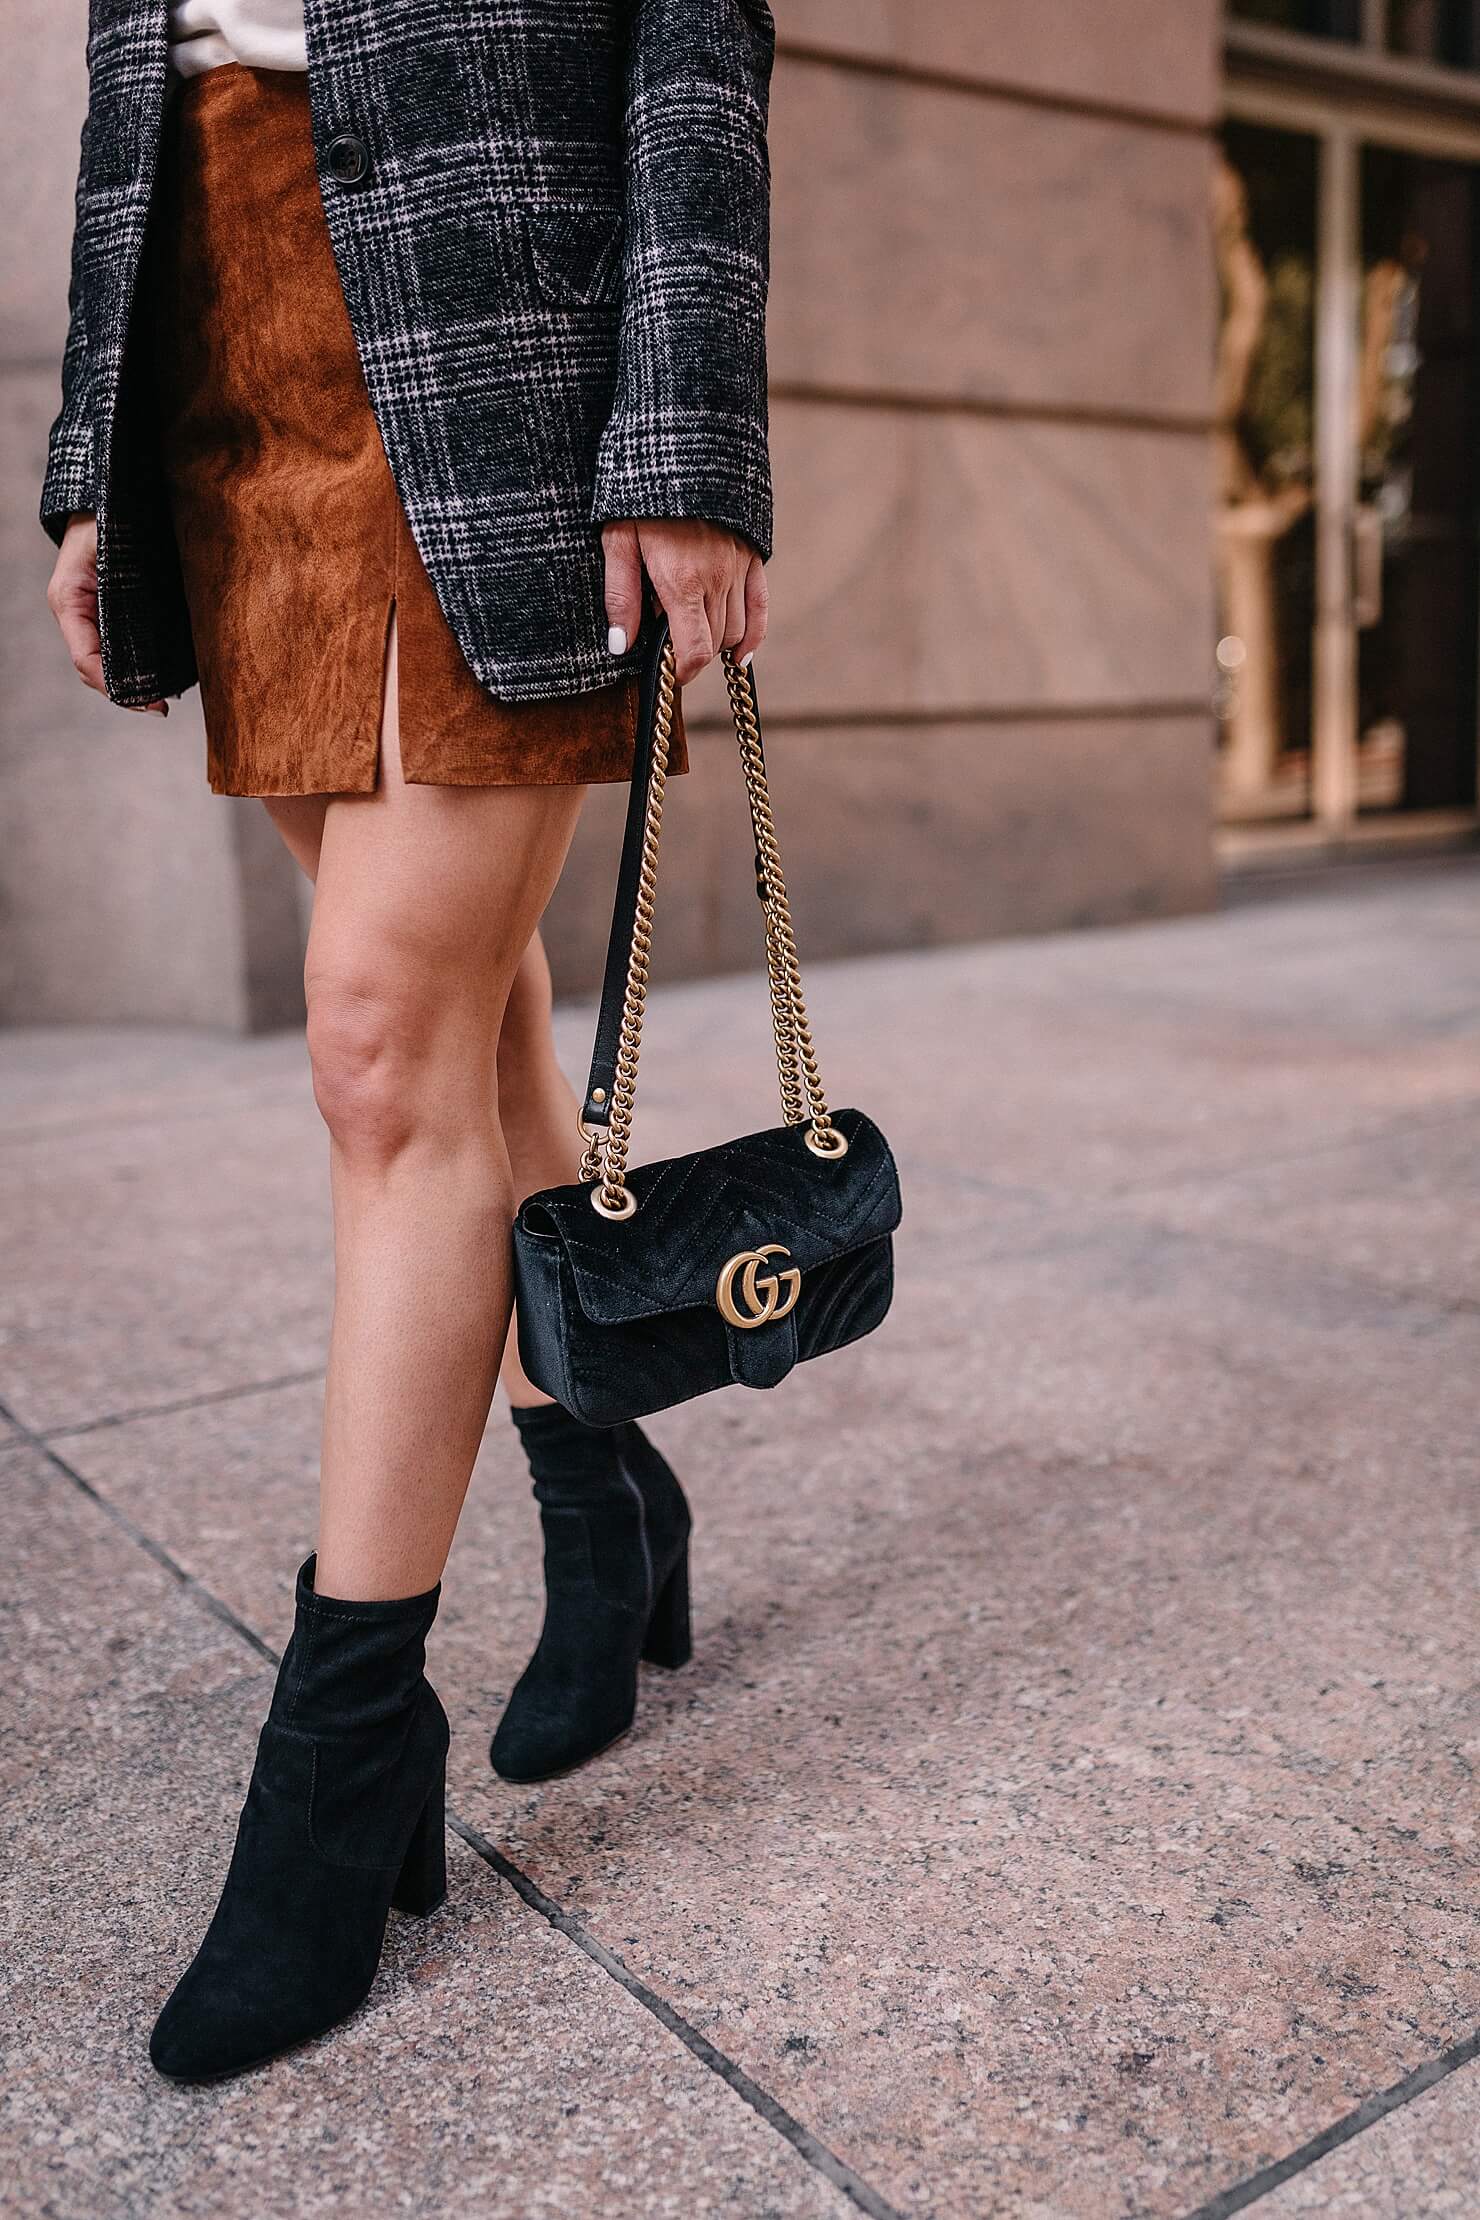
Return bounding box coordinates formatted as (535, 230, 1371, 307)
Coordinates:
(1227, 7, 1480, 125)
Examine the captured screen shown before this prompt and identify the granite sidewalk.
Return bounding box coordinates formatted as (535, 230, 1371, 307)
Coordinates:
(1, 859, 1477, 2219)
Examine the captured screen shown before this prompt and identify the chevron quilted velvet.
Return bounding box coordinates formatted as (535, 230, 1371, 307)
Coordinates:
(512, 1108, 901, 1424)
(520, 1109, 897, 1324)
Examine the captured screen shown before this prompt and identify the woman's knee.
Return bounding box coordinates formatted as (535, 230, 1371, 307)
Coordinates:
(305, 974, 435, 1168)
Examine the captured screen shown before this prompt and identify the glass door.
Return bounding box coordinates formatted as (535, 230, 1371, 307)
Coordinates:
(1355, 143, 1480, 813)
(1215, 121, 1320, 823)
(1216, 103, 1480, 836)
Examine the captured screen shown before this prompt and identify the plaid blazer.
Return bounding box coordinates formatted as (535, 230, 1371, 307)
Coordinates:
(42, 1, 775, 707)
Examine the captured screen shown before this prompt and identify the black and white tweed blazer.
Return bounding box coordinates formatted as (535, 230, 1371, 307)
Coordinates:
(42, 0, 775, 707)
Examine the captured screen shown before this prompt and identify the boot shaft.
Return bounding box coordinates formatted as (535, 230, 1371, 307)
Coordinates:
(270, 1556, 440, 1740)
(150, 1558, 449, 2083)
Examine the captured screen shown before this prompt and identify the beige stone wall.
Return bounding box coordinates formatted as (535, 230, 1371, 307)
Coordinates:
(1, 1, 1223, 1025)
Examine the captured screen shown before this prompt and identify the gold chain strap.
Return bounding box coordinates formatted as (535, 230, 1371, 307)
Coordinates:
(761, 904, 807, 1128)
(582, 644, 845, 1219)
(722, 653, 844, 1160)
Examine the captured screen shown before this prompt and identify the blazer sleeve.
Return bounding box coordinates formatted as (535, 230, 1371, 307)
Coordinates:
(40, 113, 99, 545)
(592, 0, 776, 560)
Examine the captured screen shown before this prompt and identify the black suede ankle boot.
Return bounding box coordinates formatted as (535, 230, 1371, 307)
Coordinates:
(149, 1557, 449, 2083)
(490, 1404, 692, 1782)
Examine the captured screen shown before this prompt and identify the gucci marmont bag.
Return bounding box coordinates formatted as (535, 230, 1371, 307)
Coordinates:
(511, 618, 903, 1427)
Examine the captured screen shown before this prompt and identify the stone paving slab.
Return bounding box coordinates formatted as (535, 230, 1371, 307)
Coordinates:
(0, 1443, 856, 2220)
(1007, 862, 1478, 1035)
(0, 1027, 305, 1142)
(3, 869, 1476, 1445)
(1258, 2058, 1480, 2216)
(0, 1074, 331, 1434)
(1110, 1108, 1480, 1311)
(4, 866, 1479, 2218)
(595, 871, 1480, 1215)
(60, 1210, 1480, 2218)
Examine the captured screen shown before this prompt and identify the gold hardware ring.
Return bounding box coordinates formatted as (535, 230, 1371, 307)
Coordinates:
(590, 1184, 637, 1221)
(805, 1125, 849, 1159)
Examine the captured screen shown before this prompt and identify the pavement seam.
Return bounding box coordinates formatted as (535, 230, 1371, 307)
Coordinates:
(1176, 2029, 1480, 2220)
(4, 1395, 904, 2220)
(2, 1399, 284, 1666)
(39, 1367, 327, 1443)
(448, 1812, 906, 2220)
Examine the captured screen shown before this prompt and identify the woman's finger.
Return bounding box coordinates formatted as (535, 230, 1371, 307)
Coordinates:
(702, 575, 730, 669)
(735, 555, 769, 667)
(601, 521, 645, 657)
(52, 594, 107, 697)
(666, 591, 716, 687)
(721, 568, 747, 652)
(47, 519, 101, 691)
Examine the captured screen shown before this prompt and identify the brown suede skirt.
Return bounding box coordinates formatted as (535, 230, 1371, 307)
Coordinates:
(144, 65, 681, 796)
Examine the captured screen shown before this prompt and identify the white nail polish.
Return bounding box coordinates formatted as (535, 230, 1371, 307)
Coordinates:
(739, 650, 754, 669)
(607, 626, 628, 656)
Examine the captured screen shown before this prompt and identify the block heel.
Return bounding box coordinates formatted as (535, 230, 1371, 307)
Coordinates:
(641, 1549, 691, 1669)
(391, 1760, 447, 1917)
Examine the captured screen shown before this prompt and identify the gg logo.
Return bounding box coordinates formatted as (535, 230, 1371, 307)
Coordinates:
(715, 1242, 802, 1331)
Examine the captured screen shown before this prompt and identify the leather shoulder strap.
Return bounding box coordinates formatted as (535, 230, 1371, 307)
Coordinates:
(580, 615, 672, 1130)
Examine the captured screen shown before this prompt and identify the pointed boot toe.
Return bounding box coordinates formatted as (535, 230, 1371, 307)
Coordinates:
(490, 1667, 634, 1782)
(149, 1986, 221, 2084)
(148, 1966, 283, 2085)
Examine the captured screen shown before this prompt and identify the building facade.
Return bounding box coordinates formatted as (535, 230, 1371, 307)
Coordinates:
(2, 4, 1475, 1027)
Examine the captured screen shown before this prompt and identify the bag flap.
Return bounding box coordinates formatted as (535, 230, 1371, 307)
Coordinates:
(516, 1108, 901, 1328)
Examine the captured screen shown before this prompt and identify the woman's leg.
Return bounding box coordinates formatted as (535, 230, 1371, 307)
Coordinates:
(150, 628, 587, 2082)
(262, 791, 328, 880)
(301, 628, 585, 1599)
(299, 800, 696, 1777)
(262, 654, 694, 1788)
(263, 801, 579, 1419)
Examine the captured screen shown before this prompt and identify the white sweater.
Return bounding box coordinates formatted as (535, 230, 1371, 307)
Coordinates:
(168, 0, 308, 77)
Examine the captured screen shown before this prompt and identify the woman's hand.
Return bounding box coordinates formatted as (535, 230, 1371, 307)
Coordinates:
(602, 519, 767, 685)
(47, 515, 167, 714)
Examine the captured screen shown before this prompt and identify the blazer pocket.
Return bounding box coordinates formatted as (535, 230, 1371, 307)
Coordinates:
(525, 207, 624, 308)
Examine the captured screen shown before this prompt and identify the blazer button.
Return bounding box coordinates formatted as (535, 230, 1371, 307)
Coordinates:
(326, 132, 371, 185)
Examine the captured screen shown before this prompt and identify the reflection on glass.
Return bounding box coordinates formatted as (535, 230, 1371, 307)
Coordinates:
(1386, 0, 1480, 64)
(1229, 0, 1362, 34)
(1356, 147, 1480, 810)
(1214, 124, 1318, 822)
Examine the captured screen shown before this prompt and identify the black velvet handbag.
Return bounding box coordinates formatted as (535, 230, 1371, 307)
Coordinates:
(512, 621, 902, 1426)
